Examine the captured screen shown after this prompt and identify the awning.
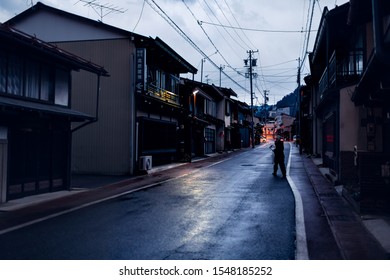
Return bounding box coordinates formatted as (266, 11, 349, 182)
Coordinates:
(192, 116, 210, 126)
(0, 96, 93, 121)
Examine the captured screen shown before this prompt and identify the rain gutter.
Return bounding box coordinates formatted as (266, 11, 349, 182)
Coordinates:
(71, 74, 102, 133)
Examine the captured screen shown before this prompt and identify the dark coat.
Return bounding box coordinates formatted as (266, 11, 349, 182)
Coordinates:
(274, 139, 285, 161)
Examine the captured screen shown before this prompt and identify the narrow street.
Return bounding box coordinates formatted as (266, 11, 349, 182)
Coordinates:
(0, 144, 295, 260)
(1, 2, 389, 273)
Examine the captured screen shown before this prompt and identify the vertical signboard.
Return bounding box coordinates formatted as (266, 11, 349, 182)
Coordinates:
(135, 48, 146, 94)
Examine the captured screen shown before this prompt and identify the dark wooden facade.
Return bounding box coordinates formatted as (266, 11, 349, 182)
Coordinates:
(0, 24, 106, 201)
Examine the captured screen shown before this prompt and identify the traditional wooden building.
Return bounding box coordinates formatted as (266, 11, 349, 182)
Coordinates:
(179, 79, 225, 158)
(308, 0, 390, 213)
(7, 2, 197, 174)
(348, 0, 390, 212)
(309, 3, 362, 179)
(230, 100, 252, 149)
(0, 24, 107, 202)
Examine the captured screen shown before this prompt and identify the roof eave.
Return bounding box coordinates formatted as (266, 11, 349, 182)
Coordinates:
(154, 37, 197, 74)
(0, 24, 108, 76)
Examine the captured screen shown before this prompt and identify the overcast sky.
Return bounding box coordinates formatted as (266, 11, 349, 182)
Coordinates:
(0, 0, 349, 104)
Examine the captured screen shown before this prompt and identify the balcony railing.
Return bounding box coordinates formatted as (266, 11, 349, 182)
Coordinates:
(318, 49, 363, 99)
(147, 84, 180, 105)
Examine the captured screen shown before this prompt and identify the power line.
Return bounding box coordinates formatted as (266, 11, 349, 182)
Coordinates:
(261, 59, 298, 68)
(200, 0, 246, 53)
(200, 0, 293, 100)
(133, 0, 146, 31)
(256, 54, 268, 95)
(197, 1, 242, 61)
(223, 0, 257, 50)
(317, 0, 323, 13)
(199, 20, 317, 33)
(212, 0, 252, 50)
(300, 0, 312, 60)
(181, 1, 218, 54)
(145, 0, 249, 94)
(299, 0, 316, 70)
(182, 0, 248, 88)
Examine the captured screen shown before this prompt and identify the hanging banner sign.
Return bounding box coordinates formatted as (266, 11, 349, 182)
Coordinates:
(136, 48, 146, 94)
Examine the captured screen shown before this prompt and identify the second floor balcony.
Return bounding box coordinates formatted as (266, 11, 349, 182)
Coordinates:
(147, 84, 180, 106)
(318, 49, 363, 99)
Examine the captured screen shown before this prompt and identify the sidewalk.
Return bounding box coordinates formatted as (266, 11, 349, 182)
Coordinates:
(288, 143, 390, 259)
(0, 144, 389, 259)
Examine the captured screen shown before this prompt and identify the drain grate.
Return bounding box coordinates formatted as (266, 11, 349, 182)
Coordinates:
(241, 164, 255, 167)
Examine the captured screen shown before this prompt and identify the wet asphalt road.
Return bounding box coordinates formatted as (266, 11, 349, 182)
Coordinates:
(0, 144, 295, 260)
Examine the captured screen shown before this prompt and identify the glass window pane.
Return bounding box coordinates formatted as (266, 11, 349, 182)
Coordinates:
(0, 53, 6, 93)
(25, 61, 40, 99)
(40, 65, 53, 101)
(55, 69, 69, 106)
(155, 70, 161, 88)
(161, 72, 166, 89)
(7, 55, 23, 96)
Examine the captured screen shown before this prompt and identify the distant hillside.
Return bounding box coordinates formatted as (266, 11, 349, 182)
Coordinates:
(276, 90, 297, 109)
(254, 89, 298, 119)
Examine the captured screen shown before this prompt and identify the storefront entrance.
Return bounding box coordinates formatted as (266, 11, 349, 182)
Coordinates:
(7, 119, 69, 200)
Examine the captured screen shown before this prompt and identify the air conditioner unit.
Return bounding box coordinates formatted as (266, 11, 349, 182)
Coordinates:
(139, 156, 152, 171)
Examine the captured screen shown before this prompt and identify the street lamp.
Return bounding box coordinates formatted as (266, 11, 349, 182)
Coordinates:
(193, 89, 199, 116)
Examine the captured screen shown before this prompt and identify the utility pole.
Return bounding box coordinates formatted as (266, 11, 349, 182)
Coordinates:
(200, 58, 205, 83)
(200, 52, 218, 84)
(205, 75, 210, 84)
(245, 50, 258, 148)
(263, 90, 269, 123)
(219, 65, 225, 87)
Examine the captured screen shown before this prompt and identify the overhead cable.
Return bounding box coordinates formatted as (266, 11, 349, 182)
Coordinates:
(299, 0, 316, 70)
(181, 0, 233, 69)
(212, 0, 251, 50)
(199, 0, 244, 59)
(133, 0, 146, 31)
(199, 20, 317, 33)
(223, 0, 257, 50)
(145, 0, 249, 93)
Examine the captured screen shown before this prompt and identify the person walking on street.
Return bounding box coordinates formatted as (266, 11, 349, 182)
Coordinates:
(272, 135, 286, 178)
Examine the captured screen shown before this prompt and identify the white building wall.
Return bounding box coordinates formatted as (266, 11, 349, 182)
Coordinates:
(276, 107, 291, 115)
(339, 86, 360, 152)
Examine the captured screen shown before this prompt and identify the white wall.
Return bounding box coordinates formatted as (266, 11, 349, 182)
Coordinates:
(339, 85, 360, 151)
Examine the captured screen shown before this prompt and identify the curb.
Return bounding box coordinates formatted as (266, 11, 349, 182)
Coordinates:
(286, 142, 309, 260)
(301, 153, 388, 259)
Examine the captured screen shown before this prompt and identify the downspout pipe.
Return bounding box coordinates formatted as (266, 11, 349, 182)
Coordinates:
(95, 74, 101, 121)
(372, 0, 390, 65)
(71, 74, 101, 133)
